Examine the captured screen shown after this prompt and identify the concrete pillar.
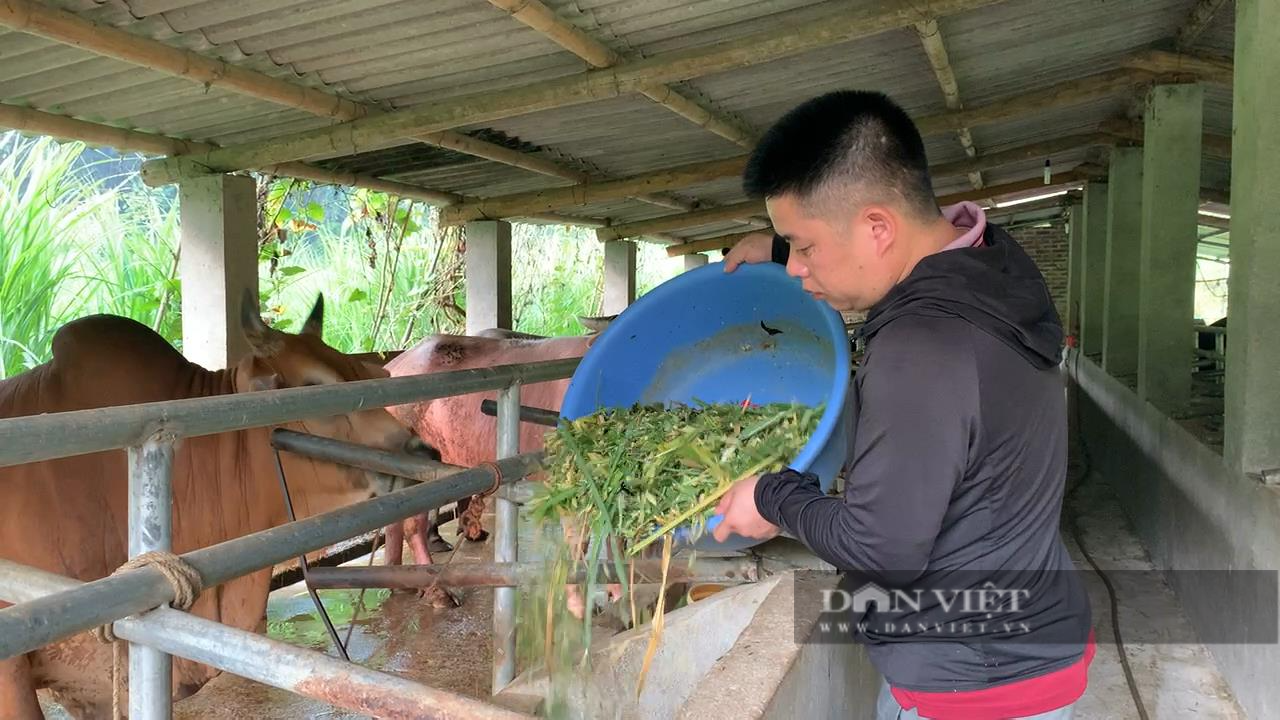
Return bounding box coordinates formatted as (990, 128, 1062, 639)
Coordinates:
(464, 220, 512, 335)
(179, 174, 257, 369)
(602, 240, 636, 315)
(683, 253, 709, 272)
(1079, 182, 1109, 356)
(1102, 148, 1143, 378)
(1137, 83, 1203, 416)
(1225, 0, 1280, 476)
(1066, 203, 1084, 342)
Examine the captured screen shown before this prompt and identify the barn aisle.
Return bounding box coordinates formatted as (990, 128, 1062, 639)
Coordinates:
(1067, 469, 1242, 719)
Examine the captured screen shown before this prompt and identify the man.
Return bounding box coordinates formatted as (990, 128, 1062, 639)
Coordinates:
(710, 91, 1093, 719)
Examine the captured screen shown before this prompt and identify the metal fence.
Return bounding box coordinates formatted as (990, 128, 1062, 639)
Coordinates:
(0, 358, 578, 719)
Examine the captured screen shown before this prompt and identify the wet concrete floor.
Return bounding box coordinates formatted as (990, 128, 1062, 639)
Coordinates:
(173, 526, 498, 719)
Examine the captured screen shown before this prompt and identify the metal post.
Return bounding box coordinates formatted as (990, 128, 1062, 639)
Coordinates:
(492, 384, 521, 692)
(127, 433, 176, 719)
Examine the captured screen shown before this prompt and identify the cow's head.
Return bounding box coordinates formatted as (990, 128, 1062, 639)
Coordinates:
(234, 290, 431, 496)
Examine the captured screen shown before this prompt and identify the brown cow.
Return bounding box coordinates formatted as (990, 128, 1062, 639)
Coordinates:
(382, 333, 626, 616)
(0, 292, 428, 719)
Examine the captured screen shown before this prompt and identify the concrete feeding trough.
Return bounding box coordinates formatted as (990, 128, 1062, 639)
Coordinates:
(496, 540, 881, 719)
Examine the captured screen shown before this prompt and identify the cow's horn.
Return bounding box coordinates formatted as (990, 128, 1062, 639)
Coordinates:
(301, 294, 324, 337)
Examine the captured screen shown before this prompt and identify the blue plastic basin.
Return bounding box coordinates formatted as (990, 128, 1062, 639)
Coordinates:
(558, 261, 851, 551)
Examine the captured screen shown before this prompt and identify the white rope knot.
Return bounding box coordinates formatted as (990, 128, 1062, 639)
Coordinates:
(94, 551, 204, 643)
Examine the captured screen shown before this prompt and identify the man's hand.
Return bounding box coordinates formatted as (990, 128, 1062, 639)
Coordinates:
(711, 475, 780, 543)
(722, 231, 776, 273)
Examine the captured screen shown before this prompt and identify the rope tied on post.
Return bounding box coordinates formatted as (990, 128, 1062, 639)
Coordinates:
(94, 551, 205, 720)
(459, 462, 504, 541)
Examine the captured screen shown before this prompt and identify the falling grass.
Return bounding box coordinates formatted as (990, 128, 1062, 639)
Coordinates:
(518, 401, 821, 716)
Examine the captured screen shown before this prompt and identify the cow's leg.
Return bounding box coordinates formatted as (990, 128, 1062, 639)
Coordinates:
(403, 516, 459, 609)
(425, 508, 453, 553)
(383, 521, 405, 567)
(0, 654, 45, 720)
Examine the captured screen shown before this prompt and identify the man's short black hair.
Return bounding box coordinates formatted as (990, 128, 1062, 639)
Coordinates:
(743, 91, 939, 220)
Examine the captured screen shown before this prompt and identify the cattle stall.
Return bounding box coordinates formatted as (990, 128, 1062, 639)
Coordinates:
(0, 359, 609, 718)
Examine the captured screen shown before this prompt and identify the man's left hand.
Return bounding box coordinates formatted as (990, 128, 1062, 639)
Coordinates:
(711, 475, 780, 543)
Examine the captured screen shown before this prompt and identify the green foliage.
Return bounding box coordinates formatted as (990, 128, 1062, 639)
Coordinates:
(0, 133, 689, 377)
(0, 135, 111, 376)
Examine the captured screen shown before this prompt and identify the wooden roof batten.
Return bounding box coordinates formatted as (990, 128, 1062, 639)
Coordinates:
(444, 131, 1120, 229)
(0, 0, 1239, 246)
(484, 0, 765, 233)
(136, 0, 1014, 187)
(438, 56, 1233, 231)
(0, 0, 698, 219)
(915, 18, 985, 190)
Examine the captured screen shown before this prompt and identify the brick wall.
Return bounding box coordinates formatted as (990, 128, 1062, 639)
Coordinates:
(1008, 221, 1070, 322)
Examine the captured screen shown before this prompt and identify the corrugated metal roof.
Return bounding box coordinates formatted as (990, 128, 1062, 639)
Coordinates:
(0, 0, 1236, 243)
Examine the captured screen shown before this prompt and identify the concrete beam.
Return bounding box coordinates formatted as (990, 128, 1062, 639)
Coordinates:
(1100, 118, 1231, 161)
(1079, 181, 1110, 356)
(930, 133, 1112, 181)
(597, 201, 764, 242)
(179, 175, 258, 370)
(665, 231, 762, 258)
(1126, 49, 1233, 87)
(1067, 203, 1085, 341)
(464, 221, 513, 335)
(1224, 0, 1280, 477)
(937, 170, 1088, 206)
(1137, 84, 1203, 416)
(602, 241, 637, 315)
(440, 156, 747, 226)
(683, 254, 710, 272)
(1102, 147, 1144, 377)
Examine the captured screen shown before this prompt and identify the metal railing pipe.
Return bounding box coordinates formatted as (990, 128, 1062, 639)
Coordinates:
(0, 453, 541, 659)
(303, 556, 761, 589)
(0, 560, 532, 720)
(478, 398, 561, 427)
(270, 429, 471, 481)
(0, 359, 578, 468)
(127, 434, 177, 719)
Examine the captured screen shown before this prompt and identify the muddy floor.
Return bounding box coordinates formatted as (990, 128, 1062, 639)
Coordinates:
(173, 530, 498, 719)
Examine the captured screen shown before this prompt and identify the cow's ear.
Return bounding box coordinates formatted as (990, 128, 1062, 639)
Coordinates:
(301, 294, 324, 337)
(237, 355, 281, 392)
(362, 361, 390, 379)
(240, 288, 280, 355)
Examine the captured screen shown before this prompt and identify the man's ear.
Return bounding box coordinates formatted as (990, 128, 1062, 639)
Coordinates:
(864, 207, 896, 257)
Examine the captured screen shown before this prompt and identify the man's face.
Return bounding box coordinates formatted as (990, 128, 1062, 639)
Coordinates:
(766, 193, 899, 312)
